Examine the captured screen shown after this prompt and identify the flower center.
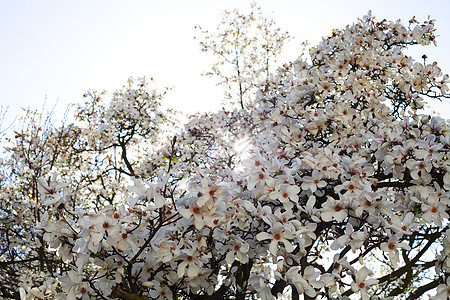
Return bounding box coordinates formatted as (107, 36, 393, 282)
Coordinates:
(388, 242, 396, 250)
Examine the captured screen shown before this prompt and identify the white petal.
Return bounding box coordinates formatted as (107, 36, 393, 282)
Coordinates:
(256, 232, 272, 241)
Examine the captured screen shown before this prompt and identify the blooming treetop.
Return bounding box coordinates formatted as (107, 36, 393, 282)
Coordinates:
(1, 11, 450, 300)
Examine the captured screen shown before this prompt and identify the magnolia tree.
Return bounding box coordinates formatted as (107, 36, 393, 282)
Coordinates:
(195, 2, 290, 110)
(1, 11, 450, 300)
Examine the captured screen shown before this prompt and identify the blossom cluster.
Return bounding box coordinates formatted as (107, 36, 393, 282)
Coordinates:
(1, 12, 449, 300)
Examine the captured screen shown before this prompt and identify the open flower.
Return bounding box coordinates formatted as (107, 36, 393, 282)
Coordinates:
(37, 175, 69, 207)
(321, 196, 348, 222)
(331, 223, 366, 252)
(269, 184, 300, 211)
(351, 267, 378, 300)
(256, 223, 294, 256)
(224, 237, 250, 264)
(301, 170, 327, 193)
(149, 283, 173, 300)
(421, 193, 449, 226)
(380, 237, 411, 266)
(177, 249, 203, 278)
(127, 178, 165, 209)
(285, 266, 324, 298)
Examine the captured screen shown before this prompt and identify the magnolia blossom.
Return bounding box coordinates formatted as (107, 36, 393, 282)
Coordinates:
(380, 237, 411, 266)
(256, 223, 295, 256)
(149, 284, 173, 300)
(301, 170, 327, 193)
(351, 267, 379, 300)
(435, 277, 450, 299)
(421, 193, 449, 226)
(37, 175, 69, 207)
(285, 266, 324, 297)
(330, 223, 366, 252)
(177, 249, 204, 278)
(321, 196, 348, 222)
(224, 237, 250, 264)
(269, 184, 300, 210)
(127, 178, 165, 209)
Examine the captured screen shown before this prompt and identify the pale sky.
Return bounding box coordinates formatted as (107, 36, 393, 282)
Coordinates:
(0, 0, 449, 132)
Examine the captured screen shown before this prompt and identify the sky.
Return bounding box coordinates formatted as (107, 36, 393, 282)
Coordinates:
(0, 0, 449, 132)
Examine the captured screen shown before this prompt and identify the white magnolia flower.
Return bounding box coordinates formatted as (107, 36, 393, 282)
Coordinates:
(256, 223, 295, 256)
(380, 237, 411, 266)
(351, 267, 378, 300)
